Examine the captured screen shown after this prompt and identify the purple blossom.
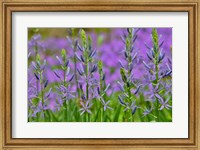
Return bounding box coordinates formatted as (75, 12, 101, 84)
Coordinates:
(101, 99, 113, 111)
(159, 97, 172, 110)
(79, 101, 93, 115)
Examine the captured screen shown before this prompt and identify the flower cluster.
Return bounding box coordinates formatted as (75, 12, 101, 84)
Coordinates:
(142, 28, 172, 120)
(117, 28, 142, 121)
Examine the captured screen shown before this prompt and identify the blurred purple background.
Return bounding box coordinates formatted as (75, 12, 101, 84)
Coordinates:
(28, 28, 172, 106)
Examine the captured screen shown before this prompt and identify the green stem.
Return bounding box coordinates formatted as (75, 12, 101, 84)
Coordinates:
(100, 75, 103, 94)
(67, 101, 70, 121)
(126, 33, 135, 121)
(85, 61, 89, 100)
(129, 110, 131, 122)
(84, 113, 87, 122)
(40, 72, 45, 120)
(40, 74, 44, 106)
(156, 99, 159, 121)
(73, 41, 80, 99)
(63, 101, 67, 121)
(155, 62, 159, 82)
(87, 113, 90, 122)
(131, 114, 134, 122)
(155, 59, 159, 122)
(101, 108, 104, 122)
(63, 68, 69, 122)
(124, 111, 127, 122)
(34, 45, 39, 96)
(129, 109, 134, 122)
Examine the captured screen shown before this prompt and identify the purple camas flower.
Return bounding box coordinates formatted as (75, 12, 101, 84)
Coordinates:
(118, 95, 139, 115)
(145, 84, 162, 102)
(31, 101, 49, 118)
(159, 97, 172, 110)
(28, 34, 46, 54)
(53, 49, 74, 103)
(143, 28, 172, 121)
(76, 29, 99, 114)
(56, 85, 75, 101)
(117, 28, 142, 121)
(28, 75, 38, 110)
(79, 100, 93, 115)
(100, 99, 112, 111)
(28, 34, 41, 48)
(142, 107, 153, 117)
(28, 48, 50, 118)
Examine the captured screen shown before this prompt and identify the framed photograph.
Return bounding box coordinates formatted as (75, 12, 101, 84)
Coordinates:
(0, 0, 199, 149)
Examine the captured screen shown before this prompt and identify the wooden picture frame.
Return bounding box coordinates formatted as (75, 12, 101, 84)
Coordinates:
(0, 0, 199, 149)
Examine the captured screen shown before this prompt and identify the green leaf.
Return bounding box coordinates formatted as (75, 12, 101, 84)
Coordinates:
(113, 106, 122, 122)
(159, 89, 165, 95)
(36, 54, 41, 63)
(120, 68, 127, 82)
(94, 108, 101, 122)
(88, 35, 92, 49)
(61, 49, 66, 59)
(31, 97, 41, 105)
(49, 110, 58, 122)
(151, 79, 158, 86)
(71, 28, 75, 37)
(129, 82, 136, 89)
(98, 60, 103, 70)
(105, 115, 112, 122)
(44, 110, 51, 122)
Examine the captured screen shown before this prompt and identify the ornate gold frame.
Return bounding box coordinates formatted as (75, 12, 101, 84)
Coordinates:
(0, 0, 199, 149)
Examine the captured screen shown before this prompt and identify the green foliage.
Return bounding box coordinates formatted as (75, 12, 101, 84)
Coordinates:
(126, 37, 131, 50)
(36, 54, 41, 63)
(152, 28, 159, 49)
(71, 28, 75, 37)
(80, 29, 87, 49)
(120, 68, 127, 83)
(88, 35, 92, 49)
(98, 60, 103, 70)
(29, 89, 172, 122)
(61, 49, 66, 59)
(31, 97, 41, 106)
(33, 28, 39, 33)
